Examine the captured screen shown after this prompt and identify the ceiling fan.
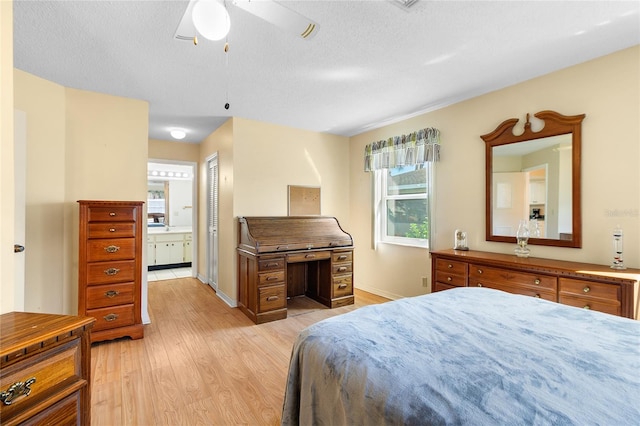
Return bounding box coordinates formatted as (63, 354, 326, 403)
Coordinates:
(174, 0, 319, 43)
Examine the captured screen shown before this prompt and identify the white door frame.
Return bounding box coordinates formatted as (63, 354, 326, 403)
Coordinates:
(206, 153, 219, 291)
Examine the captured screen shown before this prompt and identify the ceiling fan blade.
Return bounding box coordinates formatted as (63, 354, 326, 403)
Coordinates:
(233, 0, 319, 40)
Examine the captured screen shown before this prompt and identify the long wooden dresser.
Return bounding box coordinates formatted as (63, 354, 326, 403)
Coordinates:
(78, 200, 145, 342)
(0, 312, 94, 425)
(431, 249, 640, 319)
(237, 216, 354, 324)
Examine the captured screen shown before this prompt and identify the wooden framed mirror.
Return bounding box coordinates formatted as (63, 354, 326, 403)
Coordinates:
(481, 110, 585, 248)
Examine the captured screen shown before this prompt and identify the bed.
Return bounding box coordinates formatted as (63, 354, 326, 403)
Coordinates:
(282, 287, 640, 425)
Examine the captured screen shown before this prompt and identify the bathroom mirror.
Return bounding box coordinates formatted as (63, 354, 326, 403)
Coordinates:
(481, 110, 585, 248)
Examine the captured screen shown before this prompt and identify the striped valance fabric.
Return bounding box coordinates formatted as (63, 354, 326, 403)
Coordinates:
(364, 127, 440, 171)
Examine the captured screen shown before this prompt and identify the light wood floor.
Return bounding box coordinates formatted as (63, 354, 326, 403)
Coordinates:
(90, 278, 389, 425)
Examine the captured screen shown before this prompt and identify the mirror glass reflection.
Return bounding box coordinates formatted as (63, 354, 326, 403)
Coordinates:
(492, 134, 572, 240)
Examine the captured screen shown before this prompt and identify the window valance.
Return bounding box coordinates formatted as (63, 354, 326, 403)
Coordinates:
(364, 127, 440, 172)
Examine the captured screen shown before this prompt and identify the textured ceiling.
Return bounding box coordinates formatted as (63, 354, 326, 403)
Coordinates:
(13, 1, 640, 143)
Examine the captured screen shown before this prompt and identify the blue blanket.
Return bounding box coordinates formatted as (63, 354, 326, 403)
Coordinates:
(282, 287, 640, 425)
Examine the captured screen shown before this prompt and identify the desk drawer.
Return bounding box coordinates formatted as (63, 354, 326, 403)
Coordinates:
(333, 275, 353, 297)
(0, 340, 80, 417)
(87, 238, 135, 262)
(258, 258, 285, 272)
(86, 260, 135, 285)
(258, 271, 285, 286)
(86, 282, 135, 309)
(88, 304, 135, 332)
(287, 251, 331, 263)
(258, 285, 286, 313)
(332, 263, 352, 274)
(332, 251, 353, 263)
(87, 206, 136, 222)
(87, 222, 135, 239)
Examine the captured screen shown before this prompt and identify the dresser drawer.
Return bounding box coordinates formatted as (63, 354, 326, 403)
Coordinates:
(471, 280, 556, 301)
(21, 391, 80, 426)
(332, 263, 352, 275)
(258, 258, 285, 272)
(469, 264, 557, 291)
(86, 282, 135, 309)
(86, 260, 135, 285)
(0, 340, 81, 419)
(258, 285, 286, 313)
(87, 206, 136, 222)
(287, 251, 331, 263)
(435, 270, 467, 287)
(333, 275, 353, 297)
(332, 251, 353, 263)
(87, 238, 135, 262)
(87, 222, 135, 239)
(558, 295, 620, 316)
(88, 304, 135, 332)
(559, 278, 620, 302)
(258, 270, 285, 286)
(435, 258, 468, 276)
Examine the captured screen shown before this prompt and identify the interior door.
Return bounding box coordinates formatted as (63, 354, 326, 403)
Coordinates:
(14, 110, 27, 310)
(207, 154, 219, 290)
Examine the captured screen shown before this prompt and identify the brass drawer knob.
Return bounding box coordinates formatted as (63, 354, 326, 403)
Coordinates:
(583, 286, 591, 293)
(338, 266, 347, 272)
(447, 264, 453, 268)
(266, 262, 279, 267)
(104, 313, 119, 322)
(338, 284, 348, 289)
(338, 255, 348, 260)
(0, 377, 36, 406)
(104, 245, 120, 253)
(583, 305, 591, 310)
(105, 290, 120, 298)
(266, 296, 279, 302)
(534, 294, 541, 298)
(104, 268, 120, 275)
(266, 276, 278, 281)
(109, 228, 116, 232)
(109, 212, 116, 216)
(477, 283, 483, 287)
(447, 277, 452, 282)
(478, 269, 483, 274)
(305, 254, 316, 259)
(534, 279, 541, 285)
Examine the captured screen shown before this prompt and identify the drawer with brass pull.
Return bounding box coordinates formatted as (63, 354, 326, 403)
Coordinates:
(287, 251, 331, 263)
(86, 206, 136, 222)
(87, 304, 135, 332)
(86, 282, 135, 309)
(86, 260, 135, 285)
(469, 264, 557, 291)
(87, 222, 135, 239)
(332, 251, 353, 263)
(258, 257, 285, 272)
(258, 285, 286, 313)
(333, 275, 353, 297)
(559, 278, 620, 302)
(434, 258, 468, 288)
(558, 295, 620, 316)
(258, 270, 285, 286)
(87, 238, 135, 262)
(332, 263, 353, 275)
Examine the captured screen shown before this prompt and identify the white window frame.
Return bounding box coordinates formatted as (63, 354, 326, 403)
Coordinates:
(375, 163, 433, 249)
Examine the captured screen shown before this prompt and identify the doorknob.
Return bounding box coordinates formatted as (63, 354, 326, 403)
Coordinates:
(14, 245, 25, 253)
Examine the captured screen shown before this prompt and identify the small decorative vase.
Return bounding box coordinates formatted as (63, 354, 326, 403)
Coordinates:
(515, 219, 530, 258)
(611, 225, 626, 269)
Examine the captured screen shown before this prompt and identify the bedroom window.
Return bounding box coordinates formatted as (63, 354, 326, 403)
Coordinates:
(376, 163, 432, 248)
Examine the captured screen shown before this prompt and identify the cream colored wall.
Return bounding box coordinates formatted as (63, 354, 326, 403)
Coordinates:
(350, 46, 640, 298)
(196, 117, 350, 305)
(13, 70, 66, 314)
(0, 0, 15, 314)
(12, 70, 149, 316)
(149, 138, 200, 162)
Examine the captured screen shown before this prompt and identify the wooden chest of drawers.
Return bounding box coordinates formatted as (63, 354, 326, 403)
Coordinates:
(0, 312, 94, 426)
(78, 200, 144, 343)
(431, 249, 639, 319)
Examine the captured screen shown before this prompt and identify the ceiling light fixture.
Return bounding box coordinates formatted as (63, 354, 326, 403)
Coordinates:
(170, 129, 187, 140)
(192, 0, 231, 41)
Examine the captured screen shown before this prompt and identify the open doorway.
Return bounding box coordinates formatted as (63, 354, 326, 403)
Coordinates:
(147, 160, 197, 281)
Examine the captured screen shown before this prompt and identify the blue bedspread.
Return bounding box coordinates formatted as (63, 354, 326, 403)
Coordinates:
(282, 287, 640, 425)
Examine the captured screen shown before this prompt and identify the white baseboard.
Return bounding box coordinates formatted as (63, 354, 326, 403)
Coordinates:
(355, 284, 403, 301)
(196, 274, 237, 308)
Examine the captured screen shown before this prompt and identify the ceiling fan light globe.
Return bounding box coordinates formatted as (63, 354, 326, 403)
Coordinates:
(192, 0, 230, 41)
